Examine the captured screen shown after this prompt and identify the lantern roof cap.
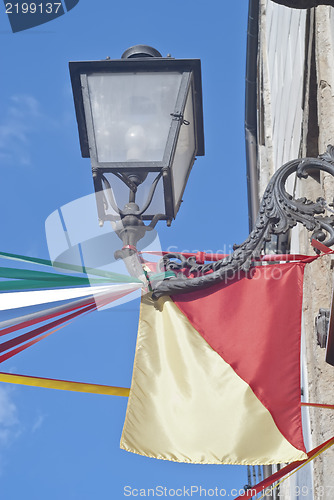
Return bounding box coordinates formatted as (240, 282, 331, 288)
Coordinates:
(121, 45, 162, 59)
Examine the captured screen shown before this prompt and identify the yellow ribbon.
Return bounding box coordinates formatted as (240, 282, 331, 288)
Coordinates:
(1, 372, 333, 409)
(0, 371, 130, 397)
(301, 402, 334, 410)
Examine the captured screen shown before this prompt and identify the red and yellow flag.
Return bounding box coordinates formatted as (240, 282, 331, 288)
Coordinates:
(121, 262, 307, 465)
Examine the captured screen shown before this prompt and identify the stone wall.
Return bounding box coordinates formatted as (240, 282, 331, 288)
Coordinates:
(256, 2, 334, 498)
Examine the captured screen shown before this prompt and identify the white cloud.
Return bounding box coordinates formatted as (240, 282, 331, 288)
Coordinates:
(0, 386, 22, 476)
(31, 413, 46, 433)
(0, 385, 47, 475)
(0, 94, 43, 167)
(0, 386, 20, 447)
(0, 387, 18, 426)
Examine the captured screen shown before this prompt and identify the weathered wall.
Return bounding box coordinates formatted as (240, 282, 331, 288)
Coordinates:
(258, 0, 306, 197)
(257, 1, 334, 499)
(303, 5, 334, 496)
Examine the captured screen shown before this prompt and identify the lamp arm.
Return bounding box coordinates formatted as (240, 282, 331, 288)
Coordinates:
(151, 146, 334, 299)
(148, 213, 166, 229)
(136, 171, 163, 216)
(100, 173, 123, 215)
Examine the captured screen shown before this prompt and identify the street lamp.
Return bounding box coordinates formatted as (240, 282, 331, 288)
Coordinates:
(69, 45, 204, 223)
(70, 46, 334, 295)
(69, 45, 204, 279)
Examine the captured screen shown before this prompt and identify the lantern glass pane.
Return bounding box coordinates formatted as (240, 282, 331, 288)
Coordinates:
(171, 85, 196, 213)
(87, 72, 183, 163)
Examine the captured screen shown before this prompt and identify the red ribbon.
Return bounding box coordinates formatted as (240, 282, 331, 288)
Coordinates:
(311, 238, 334, 254)
(140, 250, 321, 263)
(0, 297, 96, 337)
(0, 289, 130, 361)
(0, 302, 97, 354)
(301, 402, 334, 409)
(235, 436, 334, 499)
(0, 328, 66, 363)
(122, 245, 137, 252)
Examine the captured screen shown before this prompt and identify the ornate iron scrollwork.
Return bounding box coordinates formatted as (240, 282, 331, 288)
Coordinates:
(151, 147, 334, 299)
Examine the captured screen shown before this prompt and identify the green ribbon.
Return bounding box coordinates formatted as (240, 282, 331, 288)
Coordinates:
(0, 279, 110, 292)
(148, 271, 175, 281)
(0, 251, 174, 292)
(0, 251, 141, 284)
(0, 267, 107, 283)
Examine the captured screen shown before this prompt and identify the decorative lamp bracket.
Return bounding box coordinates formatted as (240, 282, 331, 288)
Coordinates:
(151, 146, 334, 298)
(270, 0, 334, 8)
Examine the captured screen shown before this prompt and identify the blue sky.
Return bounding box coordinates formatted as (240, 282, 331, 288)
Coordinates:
(0, 1, 251, 498)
